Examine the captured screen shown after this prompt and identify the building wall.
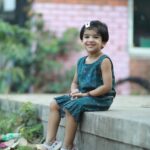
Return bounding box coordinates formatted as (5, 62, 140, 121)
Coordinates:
(130, 59, 150, 94)
(33, 0, 130, 94)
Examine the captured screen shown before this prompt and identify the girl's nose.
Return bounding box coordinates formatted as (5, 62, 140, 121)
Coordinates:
(88, 37, 94, 41)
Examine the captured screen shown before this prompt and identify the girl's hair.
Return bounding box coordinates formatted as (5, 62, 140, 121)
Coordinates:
(80, 20, 109, 43)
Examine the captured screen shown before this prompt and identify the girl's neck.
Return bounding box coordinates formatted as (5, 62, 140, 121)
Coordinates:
(85, 51, 103, 64)
(88, 51, 103, 59)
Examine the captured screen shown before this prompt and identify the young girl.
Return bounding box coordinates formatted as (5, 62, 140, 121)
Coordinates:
(42, 20, 116, 150)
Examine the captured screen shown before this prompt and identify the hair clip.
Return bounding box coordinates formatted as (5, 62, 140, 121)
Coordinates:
(85, 22, 90, 28)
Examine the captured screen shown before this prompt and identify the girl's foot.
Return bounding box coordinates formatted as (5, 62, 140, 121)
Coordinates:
(42, 140, 62, 150)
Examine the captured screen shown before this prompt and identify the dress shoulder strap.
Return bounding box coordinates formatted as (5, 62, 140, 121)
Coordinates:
(96, 54, 109, 64)
(95, 54, 114, 69)
(77, 56, 86, 67)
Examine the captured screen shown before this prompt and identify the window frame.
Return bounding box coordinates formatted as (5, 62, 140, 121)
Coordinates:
(128, 0, 150, 58)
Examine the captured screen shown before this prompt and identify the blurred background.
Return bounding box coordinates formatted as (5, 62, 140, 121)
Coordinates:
(0, 0, 150, 95)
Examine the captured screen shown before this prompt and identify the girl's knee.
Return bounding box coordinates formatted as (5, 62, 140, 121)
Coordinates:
(50, 99, 59, 111)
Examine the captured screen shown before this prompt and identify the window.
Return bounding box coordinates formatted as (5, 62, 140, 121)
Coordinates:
(0, 0, 28, 26)
(128, 0, 150, 57)
(0, 0, 16, 24)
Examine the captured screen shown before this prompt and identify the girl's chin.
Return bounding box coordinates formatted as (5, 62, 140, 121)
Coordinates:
(87, 49, 99, 53)
(87, 50, 102, 55)
(86, 48, 95, 51)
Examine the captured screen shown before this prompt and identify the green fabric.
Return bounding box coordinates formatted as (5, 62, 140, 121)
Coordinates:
(55, 54, 116, 122)
(77, 54, 116, 97)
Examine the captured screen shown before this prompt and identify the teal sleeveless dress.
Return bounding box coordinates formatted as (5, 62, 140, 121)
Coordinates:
(55, 55, 116, 122)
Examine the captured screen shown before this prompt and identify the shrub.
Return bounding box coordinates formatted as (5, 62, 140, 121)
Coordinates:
(0, 17, 81, 93)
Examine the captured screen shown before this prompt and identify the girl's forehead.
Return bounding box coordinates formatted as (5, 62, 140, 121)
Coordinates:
(84, 28, 98, 35)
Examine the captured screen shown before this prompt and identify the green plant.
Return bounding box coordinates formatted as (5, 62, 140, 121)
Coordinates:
(0, 19, 33, 93)
(30, 15, 80, 93)
(0, 102, 43, 144)
(0, 14, 81, 93)
(0, 111, 18, 134)
(20, 124, 43, 143)
(17, 146, 35, 150)
(18, 102, 43, 143)
(19, 102, 38, 125)
(43, 67, 75, 93)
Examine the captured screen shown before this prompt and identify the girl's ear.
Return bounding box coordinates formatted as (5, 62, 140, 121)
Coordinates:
(101, 42, 106, 49)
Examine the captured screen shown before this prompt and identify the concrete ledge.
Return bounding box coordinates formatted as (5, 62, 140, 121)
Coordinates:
(0, 94, 150, 150)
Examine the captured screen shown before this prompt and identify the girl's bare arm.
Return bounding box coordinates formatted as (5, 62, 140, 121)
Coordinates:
(70, 67, 80, 96)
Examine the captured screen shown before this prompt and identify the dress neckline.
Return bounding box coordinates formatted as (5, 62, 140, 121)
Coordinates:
(84, 54, 106, 65)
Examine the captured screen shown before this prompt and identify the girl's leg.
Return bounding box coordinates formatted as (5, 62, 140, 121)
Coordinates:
(45, 99, 61, 143)
(63, 110, 78, 149)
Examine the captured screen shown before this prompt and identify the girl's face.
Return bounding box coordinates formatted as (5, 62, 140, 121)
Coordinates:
(82, 29, 105, 54)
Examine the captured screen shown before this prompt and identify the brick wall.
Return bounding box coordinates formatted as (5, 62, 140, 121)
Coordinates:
(33, 0, 130, 94)
(130, 59, 150, 94)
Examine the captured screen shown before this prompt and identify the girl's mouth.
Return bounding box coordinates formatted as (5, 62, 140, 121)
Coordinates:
(86, 44, 95, 47)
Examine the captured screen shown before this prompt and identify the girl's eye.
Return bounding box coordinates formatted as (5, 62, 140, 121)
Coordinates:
(83, 36, 89, 38)
(93, 36, 100, 38)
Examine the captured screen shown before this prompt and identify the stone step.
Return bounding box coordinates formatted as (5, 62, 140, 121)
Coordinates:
(0, 94, 150, 150)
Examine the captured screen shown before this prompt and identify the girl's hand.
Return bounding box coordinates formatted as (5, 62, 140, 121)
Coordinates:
(70, 89, 80, 97)
(72, 92, 88, 98)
